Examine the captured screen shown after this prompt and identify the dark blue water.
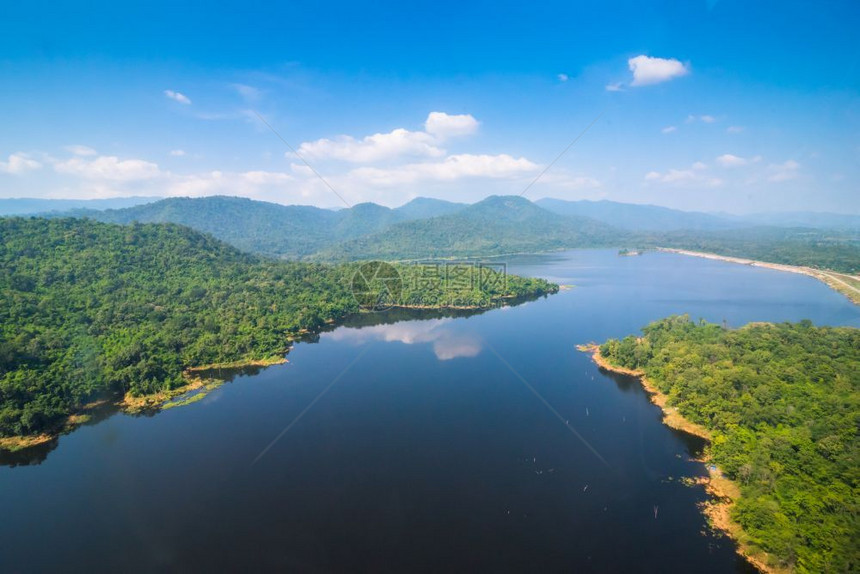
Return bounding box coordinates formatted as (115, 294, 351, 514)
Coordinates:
(1, 250, 857, 573)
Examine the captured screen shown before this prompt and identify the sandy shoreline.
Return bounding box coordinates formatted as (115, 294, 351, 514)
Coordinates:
(578, 343, 785, 574)
(658, 247, 860, 305)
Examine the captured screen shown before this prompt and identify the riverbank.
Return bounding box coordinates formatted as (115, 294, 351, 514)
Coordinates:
(0, 355, 290, 453)
(1, 285, 560, 454)
(577, 343, 786, 574)
(659, 247, 860, 305)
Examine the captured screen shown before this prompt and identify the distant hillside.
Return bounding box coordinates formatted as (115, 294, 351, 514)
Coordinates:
(395, 197, 465, 220)
(313, 195, 624, 261)
(536, 198, 737, 231)
(333, 202, 405, 239)
(57, 196, 342, 258)
(33, 194, 859, 271)
(0, 196, 161, 216)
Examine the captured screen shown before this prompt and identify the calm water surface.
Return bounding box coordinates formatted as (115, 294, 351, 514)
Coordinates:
(1, 250, 857, 573)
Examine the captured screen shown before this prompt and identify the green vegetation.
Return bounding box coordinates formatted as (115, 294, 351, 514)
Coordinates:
(647, 228, 860, 274)
(312, 195, 621, 261)
(50, 195, 858, 276)
(0, 218, 556, 442)
(599, 316, 859, 572)
(59, 195, 345, 258)
(57, 196, 466, 259)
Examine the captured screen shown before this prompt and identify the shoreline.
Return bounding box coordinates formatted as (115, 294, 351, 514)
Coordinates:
(577, 343, 784, 574)
(658, 247, 860, 305)
(1, 290, 558, 453)
(0, 355, 290, 453)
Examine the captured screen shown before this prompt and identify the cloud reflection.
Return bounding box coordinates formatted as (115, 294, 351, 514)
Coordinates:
(328, 319, 482, 361)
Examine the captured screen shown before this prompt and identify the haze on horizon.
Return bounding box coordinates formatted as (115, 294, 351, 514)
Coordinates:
(1, 0, 858, 215)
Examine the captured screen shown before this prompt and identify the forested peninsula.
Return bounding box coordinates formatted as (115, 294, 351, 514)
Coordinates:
(595, 316, 858, 573)
(0, 218, 557, 449)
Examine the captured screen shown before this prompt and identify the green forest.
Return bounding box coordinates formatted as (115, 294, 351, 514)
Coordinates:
(599, 316, 859, 572)
(48, 195, 859, 274)
(0, 218, 556, 440)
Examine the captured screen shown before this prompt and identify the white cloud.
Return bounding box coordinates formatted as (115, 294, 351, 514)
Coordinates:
(424, 112, 479, 139)
(605, 82, 624, 92)
(0, 153, 42, 175)
(661, 126, 677, 134)
(54, 155, 162, 181)
(716, 154, 748, 167)
(297, 128, 443, 163)
(169, 149, 187, 157)
(558, 73, 569, 82)
(164, 90, 192, 105)
(628, 55, 689, 86)
(349, 153, 539, 186)
(296, 111, 478, 163)
(727, 125, 745, 134)
(767, 160, 800, 182)
(686, 114, 717, 124)
(65, 145, 98, 156)
(645, 163, 722, 187)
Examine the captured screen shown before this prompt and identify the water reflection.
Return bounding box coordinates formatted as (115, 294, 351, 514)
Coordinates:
(328, 318, 483, 360)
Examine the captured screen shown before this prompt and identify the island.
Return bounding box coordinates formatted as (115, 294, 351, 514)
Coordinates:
(583, 316, 858, 573)
(0, 218, 557, 451)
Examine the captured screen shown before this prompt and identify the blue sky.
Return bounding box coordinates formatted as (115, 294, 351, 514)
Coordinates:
(1, 0, 857, 213)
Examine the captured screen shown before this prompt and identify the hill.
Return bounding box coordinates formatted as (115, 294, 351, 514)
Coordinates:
(0, 217, 557, 445)
(57, 196, 341, 258)
(395, 197, 465, 220)
(35, 195, 859, 273)
(313, 195, 624, 260)
(0, 217, 358, 441)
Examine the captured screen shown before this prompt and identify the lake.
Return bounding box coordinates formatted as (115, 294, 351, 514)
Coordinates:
(1, 250, 857, 573)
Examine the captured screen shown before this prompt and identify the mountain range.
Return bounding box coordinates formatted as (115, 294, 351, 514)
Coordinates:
(8, 194, 859, 272)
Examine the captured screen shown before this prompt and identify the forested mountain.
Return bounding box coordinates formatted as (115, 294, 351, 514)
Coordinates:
(36, 194, 860, 272)
(332, 202, 404, 239)
(312, 195, 624, 261)
(0, 217, 556, 441)
(599, 317, 859, 572)
(395, 197, 466, 220)
(60, 196, 450, 258)
(57, 196, 341, 258)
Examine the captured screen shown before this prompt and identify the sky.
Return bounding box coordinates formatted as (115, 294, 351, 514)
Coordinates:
(0, 0, 858, 214)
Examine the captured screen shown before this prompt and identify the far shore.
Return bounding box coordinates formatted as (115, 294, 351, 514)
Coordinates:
(659, 247, 860, 305)
(577, 343, 787, 574)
